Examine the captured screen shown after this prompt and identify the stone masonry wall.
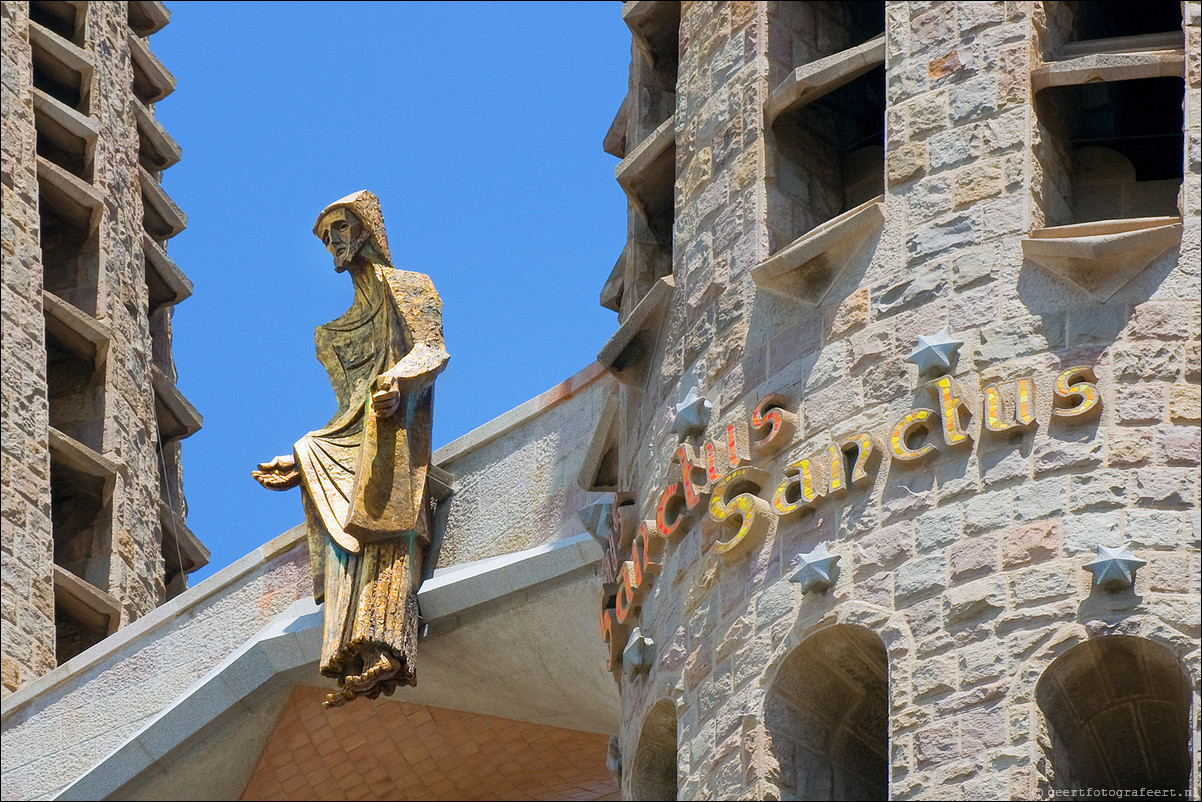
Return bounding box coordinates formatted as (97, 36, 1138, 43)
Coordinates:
(1, 0, 57, 694)
(607, 2, 1200, 799)
(1, 0, 200, 697)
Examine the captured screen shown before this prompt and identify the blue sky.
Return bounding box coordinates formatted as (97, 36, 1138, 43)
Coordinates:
(154, 2, 630, 582)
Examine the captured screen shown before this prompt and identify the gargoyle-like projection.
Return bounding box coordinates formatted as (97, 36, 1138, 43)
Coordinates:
(254, 191, 448, 707)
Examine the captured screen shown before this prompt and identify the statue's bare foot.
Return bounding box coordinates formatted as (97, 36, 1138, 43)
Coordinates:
(322, 686, 356, 709)
(344, 650, 399, 696)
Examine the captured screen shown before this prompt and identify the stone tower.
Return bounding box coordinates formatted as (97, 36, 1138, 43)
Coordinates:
(1, 0, 206, 697)
(593, 1, 1199, 798)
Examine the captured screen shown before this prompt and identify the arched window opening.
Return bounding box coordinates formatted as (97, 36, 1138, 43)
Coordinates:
(628, 699, 678, 801)
(764, 624, 888, 801)
(1036, 636, 1192, 796)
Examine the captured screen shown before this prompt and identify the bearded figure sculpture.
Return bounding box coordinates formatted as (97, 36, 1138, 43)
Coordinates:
(253, 191, 448, 707)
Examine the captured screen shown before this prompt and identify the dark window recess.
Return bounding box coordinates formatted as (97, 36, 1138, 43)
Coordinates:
(1037, 637, 1191, 796)
(772, 65, 885, 246)
(765, 625, 889, 801)
(39, 201, 99, 315)
(46, 330, 104, 452)
(55, 604, 107, 665)
(845, 1, 886, 45)
(1037, 76, 1183, 223)
(1065, 0, 1182, 42)
(769, 2, 884, 87)
(35, 115, 90, 181)
(628, 700, 678, 801)
(50, 458, 106, 582)
(630, 1, 680, 133)
(31, 46, 84, 111)
(29, 1, 80, 43)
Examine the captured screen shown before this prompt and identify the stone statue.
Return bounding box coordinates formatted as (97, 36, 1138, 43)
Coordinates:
(253, 190, 448, 707)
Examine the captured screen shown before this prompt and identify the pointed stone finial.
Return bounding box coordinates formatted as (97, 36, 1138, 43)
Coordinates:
(1084, 542, 1146, 592)
(788, 542, 841, 593)
(622, 627, 655, 678)
(672, 386, 712, 439)
(905, 327, 962, 377)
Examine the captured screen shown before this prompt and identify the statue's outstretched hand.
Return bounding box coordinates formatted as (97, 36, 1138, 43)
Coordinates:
(253, 454, 301, 490)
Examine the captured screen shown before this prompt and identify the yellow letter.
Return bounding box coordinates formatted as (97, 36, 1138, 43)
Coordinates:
(984, 376, 1036, 432)
(927, 375, 972, 446)
(890, 409, 939, 462)
(773, 455, 825, 516)
(709, 467, 774, 559)
(1053, 366, 1100, 419)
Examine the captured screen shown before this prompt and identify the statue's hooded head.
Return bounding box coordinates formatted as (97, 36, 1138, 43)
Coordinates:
(313, 190, 393, 271)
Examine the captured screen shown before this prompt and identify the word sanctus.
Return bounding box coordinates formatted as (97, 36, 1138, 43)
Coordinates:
(599, 365, 1101, 672)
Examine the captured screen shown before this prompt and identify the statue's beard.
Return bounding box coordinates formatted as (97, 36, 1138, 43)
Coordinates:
(333, 231, 371, 271)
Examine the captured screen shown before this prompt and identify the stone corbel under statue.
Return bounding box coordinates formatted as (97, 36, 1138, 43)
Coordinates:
(252, 190, 449, 708)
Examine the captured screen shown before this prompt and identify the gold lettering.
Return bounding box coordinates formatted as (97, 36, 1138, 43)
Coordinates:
(841, 432, 876, 488)
(675, 443, 712, 511)
(655, 482, 686, 539)
(927, 376, 972, 446)
(890, 409, 939, 462)
(705, 423, 751, 482)
(750, 393, 798, 457)
(984, 376, 1036, 432)
(709, 467, 773, 559)
(1053, 366, 1101, 419)
(773, 456, 824, 516)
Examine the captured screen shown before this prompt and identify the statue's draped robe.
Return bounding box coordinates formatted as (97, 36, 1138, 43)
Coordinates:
(292, 264, 444, 693)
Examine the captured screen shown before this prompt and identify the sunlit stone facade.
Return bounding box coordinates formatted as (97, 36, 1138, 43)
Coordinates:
(594, 2, 1200, 798)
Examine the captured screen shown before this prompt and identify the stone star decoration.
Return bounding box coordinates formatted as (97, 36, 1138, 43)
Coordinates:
(672, 386, 712, 439)
(1083, 542, 1146, 592)
(905, 327, 963, 378)
(622, 627, 654, 678)
(788, 542, 841, 593)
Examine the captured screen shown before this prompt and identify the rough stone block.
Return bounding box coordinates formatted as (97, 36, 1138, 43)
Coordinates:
(1111, 344, 1179, 382)
(1067, 304, 1128, 345)
(978, 445, 1030, 485)
(854, 522, 914, 576)
(1114, 384, 1166, 425)
(1107, 427, 1154, 467)
(895, 555, 947, 606)
(913, 653, 957, 698)
(1010, 563, 1075, 606)
(1142, 554, 1193, 594)
(1129, 301, 1200, 341)
(1157, 424, 1201, 466)
(848, 325, 893, 370)
(965, 490, 1011, 535)
(828, 288, 869, 338)
(1068, 470, 1126, 512)
(915, 506, 963, 552)
(1168, 384, 1201, 423)
(949, 75, 998, 123)
(906, 216, 975, 265)
(960, 647, 1006, 686)
(888, 142, 928, 185)
(945, 575, 1006, 626)
(1033, 430, 1104, 475)
(953, 160, 1003, 208)
(1000, 521, 1061, 568)
(914, 723, 957, 765)
(1131, 468, 1196, 508)
(1125, 509, 1185, 550)
(952, 243, 1000, 290)
(948, 535, 998, 581)
(959, 706, 1006, 755)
